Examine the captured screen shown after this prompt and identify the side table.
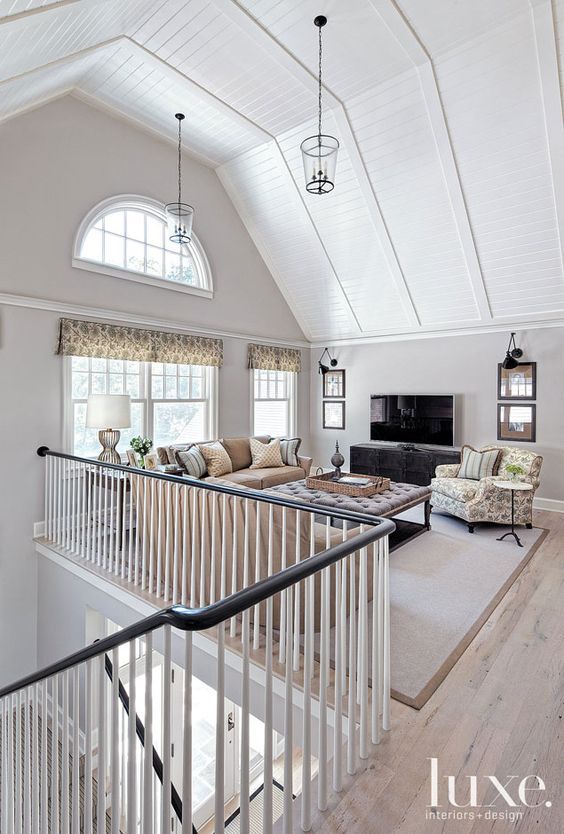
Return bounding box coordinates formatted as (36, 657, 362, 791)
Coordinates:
(493, 480, 533, 547)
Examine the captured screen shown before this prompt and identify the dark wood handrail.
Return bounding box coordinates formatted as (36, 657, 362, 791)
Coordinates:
(0, 518, 393, 698)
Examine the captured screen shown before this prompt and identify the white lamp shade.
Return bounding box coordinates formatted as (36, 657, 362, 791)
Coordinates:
(86, 394, 131, 429)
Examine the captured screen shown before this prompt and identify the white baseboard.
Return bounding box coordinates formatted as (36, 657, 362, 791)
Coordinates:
(534, 497, 564, 514)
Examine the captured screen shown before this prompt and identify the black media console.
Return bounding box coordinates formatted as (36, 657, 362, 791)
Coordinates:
(350, 442, 460, 487)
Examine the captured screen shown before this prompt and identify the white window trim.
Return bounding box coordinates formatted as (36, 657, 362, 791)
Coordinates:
(64, 357, 219, 456)
(250, 369, 297, 438)
(72, 194, 214, 299)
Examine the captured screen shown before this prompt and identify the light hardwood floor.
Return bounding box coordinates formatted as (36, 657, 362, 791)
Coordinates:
(314, 510, 564, 834)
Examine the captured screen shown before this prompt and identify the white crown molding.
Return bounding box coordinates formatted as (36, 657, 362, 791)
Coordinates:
(0, 292, 310, 348)
(307, 316, 564, 348)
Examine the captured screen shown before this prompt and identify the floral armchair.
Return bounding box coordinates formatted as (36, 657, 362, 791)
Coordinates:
(430, 445, 543, 533)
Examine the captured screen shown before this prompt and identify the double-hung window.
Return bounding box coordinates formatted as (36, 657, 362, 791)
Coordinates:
(67, 357, 217, 456)
(252, 369, 296, 437)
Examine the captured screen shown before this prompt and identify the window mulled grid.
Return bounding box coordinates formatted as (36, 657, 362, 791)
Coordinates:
(73, 197, 213, 298)
(252, 369, 296, 438)
(66, 357, 217, 457)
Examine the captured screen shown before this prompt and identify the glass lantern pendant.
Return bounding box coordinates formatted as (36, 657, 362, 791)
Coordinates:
(300, 15, 339, 194)
(165, 113, 194, 244)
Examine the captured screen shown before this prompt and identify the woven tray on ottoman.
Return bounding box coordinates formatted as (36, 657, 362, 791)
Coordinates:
(305, 471, 391, 498)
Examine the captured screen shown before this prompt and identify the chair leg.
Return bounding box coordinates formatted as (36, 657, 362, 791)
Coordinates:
(468, 524, 475, 534)
(526, 522, 533, 529)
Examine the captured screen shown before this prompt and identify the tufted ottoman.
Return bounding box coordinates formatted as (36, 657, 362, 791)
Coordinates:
(268, 479, 432, 550)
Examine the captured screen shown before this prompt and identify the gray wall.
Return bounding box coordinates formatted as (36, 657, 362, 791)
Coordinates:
(0, 95, 309, 687)
(309, 327, 564, 501)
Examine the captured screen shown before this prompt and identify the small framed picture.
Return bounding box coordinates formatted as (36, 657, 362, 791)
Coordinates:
(498, 362, 536, 400)
(497, 403, 536, 443)
(323, 369, 346, 399)
(323, 400, 345, 430)
(126, 449, 139, 468)
(143, 453, 159, 471)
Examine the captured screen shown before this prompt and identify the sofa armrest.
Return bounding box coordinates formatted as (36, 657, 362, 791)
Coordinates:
(435, 463, 460, 478)
(470, 474, 536, 505)
(298, 455, 313, 477)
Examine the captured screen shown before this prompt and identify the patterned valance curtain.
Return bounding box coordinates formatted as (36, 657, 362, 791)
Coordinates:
(247, 343, 301, 373)
(57, 318, 224, 367)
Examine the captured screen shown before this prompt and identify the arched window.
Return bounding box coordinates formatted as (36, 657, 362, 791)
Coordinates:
(73, 195, 213, 298)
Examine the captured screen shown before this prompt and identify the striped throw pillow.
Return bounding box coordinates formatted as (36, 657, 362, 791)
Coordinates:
(457, 446, 502, 480)
(279, 437, 301, 467)
(175, 446, 208, 479)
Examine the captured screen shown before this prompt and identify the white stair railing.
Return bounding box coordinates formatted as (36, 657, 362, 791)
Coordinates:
(6, 470, 393, 833)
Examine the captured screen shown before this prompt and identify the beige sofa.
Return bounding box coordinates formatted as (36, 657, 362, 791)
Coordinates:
(157, 435, 312, 490)
(430, 445, 543, 533)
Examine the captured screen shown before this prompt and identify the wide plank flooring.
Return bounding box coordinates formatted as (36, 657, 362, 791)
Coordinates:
(316, 510, 564, 834)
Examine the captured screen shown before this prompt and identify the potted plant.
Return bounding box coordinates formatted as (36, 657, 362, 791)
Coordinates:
(130, 436, 153, 469)
(505, 463, 525, 482)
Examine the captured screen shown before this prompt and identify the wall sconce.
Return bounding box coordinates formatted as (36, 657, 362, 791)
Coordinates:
(318, 347, 338, 375)
(502, 332, 523, 370)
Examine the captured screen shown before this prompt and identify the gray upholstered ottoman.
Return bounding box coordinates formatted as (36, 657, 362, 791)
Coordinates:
(268, 479, 432, 548)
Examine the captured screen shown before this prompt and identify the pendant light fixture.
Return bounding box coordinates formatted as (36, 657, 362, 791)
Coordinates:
(165, 113, 194, 244)
(502, 332, 523, 370)
(300, 15, 339, 194)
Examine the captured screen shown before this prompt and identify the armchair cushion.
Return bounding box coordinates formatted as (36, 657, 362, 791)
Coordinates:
(435, 463, 460, 478)
(431, 477, 480, 502)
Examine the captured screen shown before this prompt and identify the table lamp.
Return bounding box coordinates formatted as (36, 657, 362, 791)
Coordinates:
(86, 394, 131, 464)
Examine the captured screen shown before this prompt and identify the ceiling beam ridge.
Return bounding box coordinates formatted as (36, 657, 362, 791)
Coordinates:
(367, 0, 493, 322)
(122, 37, 270, 144)
(0, 35, 123, 90)
(0, 0, 113, 28)
(212, 0, 420, 328)
(528, 0, 564, 277)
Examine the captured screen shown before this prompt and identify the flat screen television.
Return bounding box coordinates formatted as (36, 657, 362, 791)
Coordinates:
(370, 394, 455, 446)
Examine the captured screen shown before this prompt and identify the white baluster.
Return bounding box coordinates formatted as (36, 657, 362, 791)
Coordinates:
(173, 483, 180, 604)
(215, 622, 225, 834)
(164, 481, 172, 602)
(371, 541, 380, 745)
(359, 539, 369, 760)
(97, 656, 106, 834)
(230, 495, 238, 637)
(263, 505, 274, 834)
(84, 662, 93, 834)
(182, 634, 193, 834)
(190, 487, 198, 607)
(279, 506, 287, 664)
(382, 535, 391, 732)
(199, 491, 207, 607)
(318, 563, 329, 811)
(209, 493, 217, 604)
(293, 509, 301, 673)
(301, 576, 312, 832)
(240, 606, 251, 834)
(72, 667, 79, 834)
(283, 584, 294, 834)
(149, 480, 156, 593)
(86, 465, 93, 564)
(253, 502, 261, 651)
(111, 648, 120, 834)
(32, 684, 39, 834)
(157, 481, 164, 598)
(333, 560, 342, 793)
(347, 554, 357, 775)
(128, 639, 138, 834)
(143, 633, 153, 834)
(161, 627, 172, 834)
(51, 676, 59, 834)
(23, 688, 31, 834)
(61, 671, 70, 834)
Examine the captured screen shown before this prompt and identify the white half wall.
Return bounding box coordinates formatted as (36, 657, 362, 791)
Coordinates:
(309, 327, 564, 502)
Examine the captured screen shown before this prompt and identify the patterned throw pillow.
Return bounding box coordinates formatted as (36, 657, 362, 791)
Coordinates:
(175, 446, 207, 479)
(198, 441, 233, 478)
(279, 437, 301, 467)
(457, 445, 502, 480)
(249, 437, 284, 470)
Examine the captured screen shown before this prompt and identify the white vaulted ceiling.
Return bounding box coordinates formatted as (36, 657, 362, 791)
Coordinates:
(1, 0, 563, 342)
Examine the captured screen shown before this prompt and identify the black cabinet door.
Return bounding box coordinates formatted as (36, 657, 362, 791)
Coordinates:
(405, 452, 433, 472)
(350, 448, 379, 475)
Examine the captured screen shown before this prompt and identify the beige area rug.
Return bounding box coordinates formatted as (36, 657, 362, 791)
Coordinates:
(389, 506, 547, 709)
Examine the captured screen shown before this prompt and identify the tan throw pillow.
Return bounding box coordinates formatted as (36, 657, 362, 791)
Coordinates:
(249, 437, 284, 470)
(198, 441, 233, 478)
